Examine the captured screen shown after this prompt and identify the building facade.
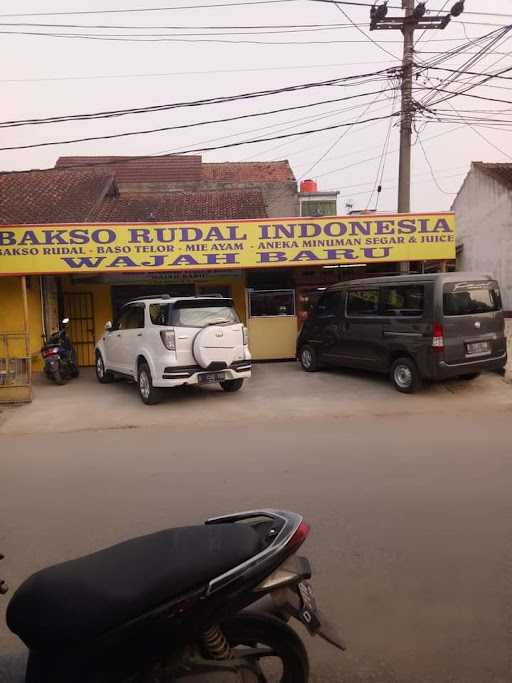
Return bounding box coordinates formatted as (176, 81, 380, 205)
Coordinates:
(452, 162, 512, 313)
(0, 155, 456, 401)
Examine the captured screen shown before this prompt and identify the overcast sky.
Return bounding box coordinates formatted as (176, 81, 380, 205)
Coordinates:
(2, 0, 511, 213)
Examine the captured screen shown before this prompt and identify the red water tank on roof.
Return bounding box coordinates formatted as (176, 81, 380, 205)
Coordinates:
(300, 179, 318, 193)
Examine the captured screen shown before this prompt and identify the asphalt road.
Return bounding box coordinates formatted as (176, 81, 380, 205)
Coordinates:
(1, 413, 512, 683)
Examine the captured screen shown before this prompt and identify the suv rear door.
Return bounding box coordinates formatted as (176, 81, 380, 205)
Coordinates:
(170, 299, 243, 368)
(441, 279, 505, 364)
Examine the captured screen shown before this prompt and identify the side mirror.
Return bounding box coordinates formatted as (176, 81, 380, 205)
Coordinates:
(105, 321, 113, 331)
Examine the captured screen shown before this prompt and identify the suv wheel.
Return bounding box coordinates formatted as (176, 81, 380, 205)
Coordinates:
(299, 345, 318, 372)
(96, 353, 114, 384)
(138, 362, 162, 405)
(220, 378, 244, 392)
(391, 357, 422, 394)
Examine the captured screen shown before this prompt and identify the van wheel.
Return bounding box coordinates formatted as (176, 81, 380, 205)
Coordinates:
(391, 357, 422, 394)
(138, 362, 162, 405)
(220, 378, 244, 392)
(461, 372, 480, 381)
(299, 345, 318, 372)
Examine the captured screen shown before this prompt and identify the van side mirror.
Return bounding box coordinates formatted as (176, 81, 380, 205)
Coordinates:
(105, 321, 113, 331)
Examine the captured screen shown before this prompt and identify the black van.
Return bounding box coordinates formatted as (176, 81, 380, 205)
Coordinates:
(297, 273, 507, 393)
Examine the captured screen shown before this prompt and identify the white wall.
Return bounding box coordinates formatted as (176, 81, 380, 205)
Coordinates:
(453, 167, 512, 312)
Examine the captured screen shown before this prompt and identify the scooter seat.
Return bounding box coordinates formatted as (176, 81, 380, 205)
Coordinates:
(7, 524, 262, 650)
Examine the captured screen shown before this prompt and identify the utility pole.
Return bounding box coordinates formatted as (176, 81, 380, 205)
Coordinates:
(398, 0, 415, 215)
(370, 0, 464, 271)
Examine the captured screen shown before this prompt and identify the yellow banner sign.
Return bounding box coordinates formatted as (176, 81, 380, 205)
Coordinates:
(0, 212, 455, 275)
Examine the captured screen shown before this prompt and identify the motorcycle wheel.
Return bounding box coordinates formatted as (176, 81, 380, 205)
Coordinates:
(53, 368, 66, 385)
(222, 613, 309, 683)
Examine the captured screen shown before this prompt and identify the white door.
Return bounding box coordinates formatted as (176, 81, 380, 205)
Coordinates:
(104, 307, 132, 372)
(118, 304, 146, 376)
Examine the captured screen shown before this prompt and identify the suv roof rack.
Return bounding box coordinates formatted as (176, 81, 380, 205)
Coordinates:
(129, 294, 171, 301)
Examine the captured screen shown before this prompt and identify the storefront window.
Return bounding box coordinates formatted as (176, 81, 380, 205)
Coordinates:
(249, 290, 296, 317)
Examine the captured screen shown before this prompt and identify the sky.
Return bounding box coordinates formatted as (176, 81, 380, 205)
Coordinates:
(2, 0, 512, 213)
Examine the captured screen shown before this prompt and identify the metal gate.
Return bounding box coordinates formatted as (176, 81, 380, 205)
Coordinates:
(63, 292, 95, 367)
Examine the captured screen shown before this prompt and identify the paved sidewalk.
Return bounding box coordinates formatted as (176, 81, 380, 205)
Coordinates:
(1, 362, 510, 436)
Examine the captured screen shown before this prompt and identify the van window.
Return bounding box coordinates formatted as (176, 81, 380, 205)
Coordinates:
(316, 292, 342, 317)
(382, 285, 424, 317)
(443, 285, 501, 316)
(346, 289, 379, 316)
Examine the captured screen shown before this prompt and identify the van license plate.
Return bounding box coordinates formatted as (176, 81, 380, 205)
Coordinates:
(466, 341, 490, 356)
(199, 372, 226, 384)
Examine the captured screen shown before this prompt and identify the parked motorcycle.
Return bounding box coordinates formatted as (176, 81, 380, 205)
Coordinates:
(41, 318, 79, 385)
(4, 509, 345, 682)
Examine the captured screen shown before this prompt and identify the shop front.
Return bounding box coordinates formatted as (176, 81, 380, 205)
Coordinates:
(0, 212, 456, 396)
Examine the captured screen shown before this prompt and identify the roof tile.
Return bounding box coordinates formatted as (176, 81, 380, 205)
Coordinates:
(90, 189, 267, 222)
(0, 169, 113, 225)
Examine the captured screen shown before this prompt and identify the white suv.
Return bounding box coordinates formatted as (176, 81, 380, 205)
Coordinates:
(95, 295, 251, 404)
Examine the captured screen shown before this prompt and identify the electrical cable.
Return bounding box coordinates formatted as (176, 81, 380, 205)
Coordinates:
(1, 110, 401, 175)
(0, 88, 391, 150)
(417, 133, 455, 195)
(0, 69, 395, 128)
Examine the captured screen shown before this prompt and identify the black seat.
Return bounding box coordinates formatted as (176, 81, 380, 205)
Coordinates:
(7, 524, 262, 650)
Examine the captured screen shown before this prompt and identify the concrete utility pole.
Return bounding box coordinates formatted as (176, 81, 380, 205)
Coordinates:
(398, 0, 415, 214)
(370, 0, 463, 270)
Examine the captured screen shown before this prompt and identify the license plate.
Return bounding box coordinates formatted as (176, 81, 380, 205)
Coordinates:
(296, 581, 346, 650)
(466, 341, 490, 356)
(198, 371, 226, 384)
(297, 581, 321, 632)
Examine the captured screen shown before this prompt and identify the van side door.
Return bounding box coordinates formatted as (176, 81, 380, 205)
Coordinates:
(309, 291, 345, 365)
(340, 287, 385, 369)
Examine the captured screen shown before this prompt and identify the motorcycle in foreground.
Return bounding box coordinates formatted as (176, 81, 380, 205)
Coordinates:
(4, 510, 345, 682)
(40, 317, 79, 385)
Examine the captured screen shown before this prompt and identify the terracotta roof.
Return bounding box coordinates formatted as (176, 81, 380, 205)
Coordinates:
(90, 189, 267, 222)
(55, 155, 202, 183)
(203, 161, 296, 182)
(473, 162, 512, 190)
(0, 169, 113, 225)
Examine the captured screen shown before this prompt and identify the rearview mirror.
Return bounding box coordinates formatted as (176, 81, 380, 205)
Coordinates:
(105, 321, 113, 331)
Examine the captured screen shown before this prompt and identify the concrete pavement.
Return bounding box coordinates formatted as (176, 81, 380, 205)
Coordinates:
(1, 411, 512, 682)
(1, 362, 511, 436)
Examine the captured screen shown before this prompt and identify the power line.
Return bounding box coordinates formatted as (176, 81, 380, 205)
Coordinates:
(0, 59, 399, 84)
(0, 28, 474, 44)
(368, 89, 398, 210)
(1, 110, 401, 175)
(293, 89, 387, 179)
(0, 0, 297, 18)
(417, 134, 455, 195)
(326, 2, 399, 60)
(0, 88, 391, 150)
(1, 70, 393, 128)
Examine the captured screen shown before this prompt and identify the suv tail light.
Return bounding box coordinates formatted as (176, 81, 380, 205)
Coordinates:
(432, 322, 444, 351)
(160, 329, 176, 351)
(243, 326, 249, 346)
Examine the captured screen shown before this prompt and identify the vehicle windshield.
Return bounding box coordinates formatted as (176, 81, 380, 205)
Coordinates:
(171, 300, 239, 328)
(443, 284, 501, 316)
